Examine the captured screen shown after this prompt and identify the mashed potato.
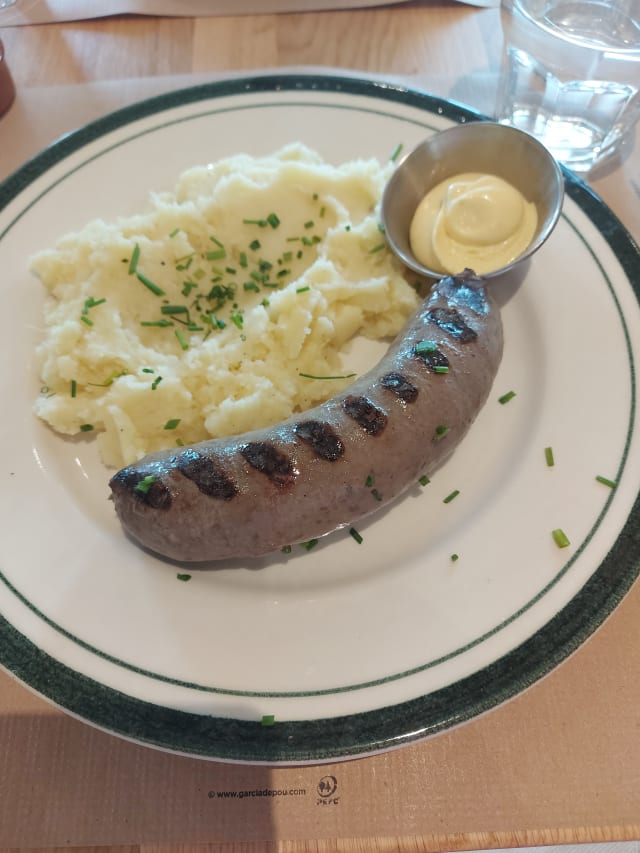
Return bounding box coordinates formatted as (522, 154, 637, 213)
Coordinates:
(32, 143, 419, 468)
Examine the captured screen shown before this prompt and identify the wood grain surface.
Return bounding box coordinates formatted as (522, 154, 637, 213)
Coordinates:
(0, 5, 501, 86)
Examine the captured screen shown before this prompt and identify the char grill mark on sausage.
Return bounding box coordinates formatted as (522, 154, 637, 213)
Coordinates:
(342, 395, 387, 435)
(240, 441, 297, 487)
(427, 307, 477, 343)
(294, 419, 345, 461)
(381, 372, 419, 403)
(453, 277, 490, 314)
(143, 480, 173, 510)
(413, 342, 450, 372)
(175, 448, 237, 499)
(111, 468, 173, 510)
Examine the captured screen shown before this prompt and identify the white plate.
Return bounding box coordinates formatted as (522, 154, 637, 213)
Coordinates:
(1, 74, 639, 764)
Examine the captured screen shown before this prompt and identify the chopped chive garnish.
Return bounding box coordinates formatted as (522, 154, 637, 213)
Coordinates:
(433, 365, 449, 374)
(243, 218, 267, 227)
(94, 369, 127, 387)
(230, 312, 244, 330)
(304, 220, 314, 229)
(261, 714, 276, 726)
(141, 368, 155, 374)
(83, 297, 106, 311)
(128, 243, 140, 275)
(545, 446, 555, 467)
(163, 418, 181, 430)
(80, 315, 93, 326)
(390, 142, 404, 162)
(443, 489, 460, 504)
(175, 328, 189, 350)
(161, 305, 189, 315)
(135, 474, 157, 494)
(296, 286, 310, 294)
(301, 539, 319, 551)
(349, 527, 364, 545)
(169, 227, 180, 238)
(70, 380, 77, 398)
(151, 376, 163, 390)
(136, 271, 165, 296)
(141, 319, 174, 327)
(243, 282, 260, 292)
(552, 528, 570, 548)
(365, 474, 375, 487)
(368, 242, 386, 254)
(205, 249, 226, 261)
(596, 475, 617, 488)
(239, 252, 248, 268)
(434, 425, 449, 440)
(176, 573, 191, 581)
(209, 234, 225, 248)
(451, 553, 459, 562)
(249, 239, 261, 251)
(418, 475, 430, 486)
(499, 390, 517, 404)
(415, 340, 437, 355)
(299, 372, 357, 380)
(267, 213, 280, 228)
(79, 423, 94, 432)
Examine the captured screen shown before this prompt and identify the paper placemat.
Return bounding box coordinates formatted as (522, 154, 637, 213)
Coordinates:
(0, 0, 499, 27)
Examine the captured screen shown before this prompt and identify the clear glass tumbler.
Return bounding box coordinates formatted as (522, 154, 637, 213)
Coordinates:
(495, 0, 640, 172)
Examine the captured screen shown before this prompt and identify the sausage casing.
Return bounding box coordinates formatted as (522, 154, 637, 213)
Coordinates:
(109, 270, 503, 562)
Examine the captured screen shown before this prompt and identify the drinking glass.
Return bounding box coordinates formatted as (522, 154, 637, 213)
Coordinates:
(495, 0, 640, 172)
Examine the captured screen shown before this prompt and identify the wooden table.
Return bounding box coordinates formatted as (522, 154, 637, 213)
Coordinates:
(1, 4, 500, 87)
(1, 5, 640, 852)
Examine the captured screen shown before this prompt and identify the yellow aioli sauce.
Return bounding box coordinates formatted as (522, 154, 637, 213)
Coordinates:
(409, 172, 538, 275)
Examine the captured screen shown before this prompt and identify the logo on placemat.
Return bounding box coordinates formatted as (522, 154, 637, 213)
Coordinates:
(316, 774, 339, 805)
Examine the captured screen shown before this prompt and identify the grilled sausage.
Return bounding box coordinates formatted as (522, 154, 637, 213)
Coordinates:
(109, 270, 503, 562)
